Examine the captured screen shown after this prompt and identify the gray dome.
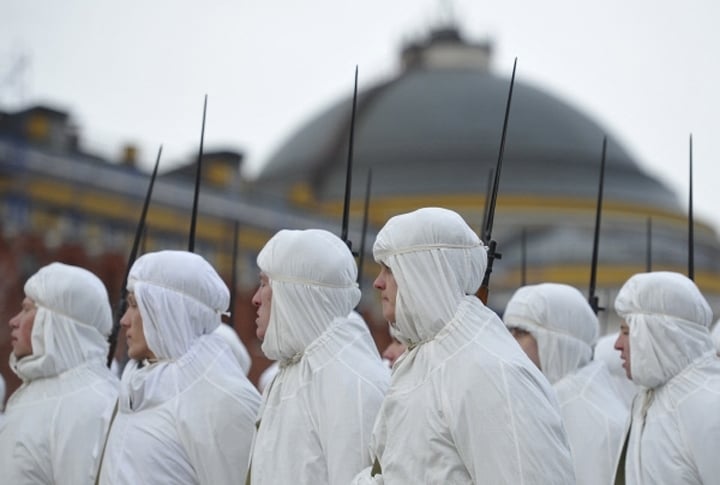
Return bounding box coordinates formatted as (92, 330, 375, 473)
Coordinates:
(258, 62, 678, 212)
(252, 27, 720, 322)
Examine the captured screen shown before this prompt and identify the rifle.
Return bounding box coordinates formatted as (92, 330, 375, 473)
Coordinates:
(226, 220, 240, 328)
(477, 58, 517, 304)
(140, 224, 148, 255)
(688, 134, 694, 281)
(588, 137, 606, 314)
(357, 168, 372, 290)
(341, 66, 359, 252)
(520, 227, 527, 286)
(189, 95, 208, 252)
(480, 168, 493, 244)
(340, 65, 358, 251)
(106, 145, 162, 367)
(646, 217, 652, 272)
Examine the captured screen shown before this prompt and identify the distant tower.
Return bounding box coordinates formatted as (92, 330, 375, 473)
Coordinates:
(0, 52, 30, 106)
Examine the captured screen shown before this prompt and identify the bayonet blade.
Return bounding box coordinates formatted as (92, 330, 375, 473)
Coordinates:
(478, 58, 517, 304)
(189, 94, 208, 252)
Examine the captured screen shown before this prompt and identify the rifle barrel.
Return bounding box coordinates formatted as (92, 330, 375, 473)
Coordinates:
(588, 137, 607, 314)
(483, 58, 517, 243)
(688, 133, 694, 280)
(357, 168, 372, 290)
(107, 145, 162, 367)
(189, 95, 208, 252)
(341, 66, 359, 250)
(646, 217, 652, 272)
(478, 58, 517, 304)
(227, 220, 240, 328)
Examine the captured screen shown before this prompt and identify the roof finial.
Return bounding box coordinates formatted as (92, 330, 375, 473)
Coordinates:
(436, 0, 458, 29)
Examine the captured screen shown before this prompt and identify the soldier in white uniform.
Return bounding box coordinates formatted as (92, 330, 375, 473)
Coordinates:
(613, 271, 720, 485)
(353, 207, 575, 484)
(248, 229, 390, 485)
(0, 262, 119, 484)
(504, 283, 628, 485)
(99, 250, 261, 485)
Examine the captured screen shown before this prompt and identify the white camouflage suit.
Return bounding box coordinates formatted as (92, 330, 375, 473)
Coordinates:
(353, 207, 575, 484)
(0, 262, 119, 485)
(504, 283, 628, 485)
(248, 229, 390, 485)
(98, 250, 261, 485)
(614, 271, 720, 485)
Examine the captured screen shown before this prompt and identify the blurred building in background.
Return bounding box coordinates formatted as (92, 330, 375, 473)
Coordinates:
(252, 25, 720, 318)
(2, 25, 720, 402)
(0, 104, 373, 397)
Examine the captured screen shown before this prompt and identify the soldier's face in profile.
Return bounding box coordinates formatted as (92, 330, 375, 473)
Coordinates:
(9, 297, 36, 359)
(509, 327, 540, 370)
(121, 292, 155, 361)
(252, 272, 272, 341)
(374, 263, 397, 324)
(614, 322, 632, 380)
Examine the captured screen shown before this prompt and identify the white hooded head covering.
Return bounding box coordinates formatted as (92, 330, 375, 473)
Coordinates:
(127, 250, 229, 361)
(503, 283, 599, 384)
(257, 229, 360, 361)
(373, 207, 486, 346)
(11, 262, 112, 381)
(614, 271, 714, 389)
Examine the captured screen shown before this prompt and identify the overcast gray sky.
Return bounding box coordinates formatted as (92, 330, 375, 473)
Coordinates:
(2, 0, 719, 230)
